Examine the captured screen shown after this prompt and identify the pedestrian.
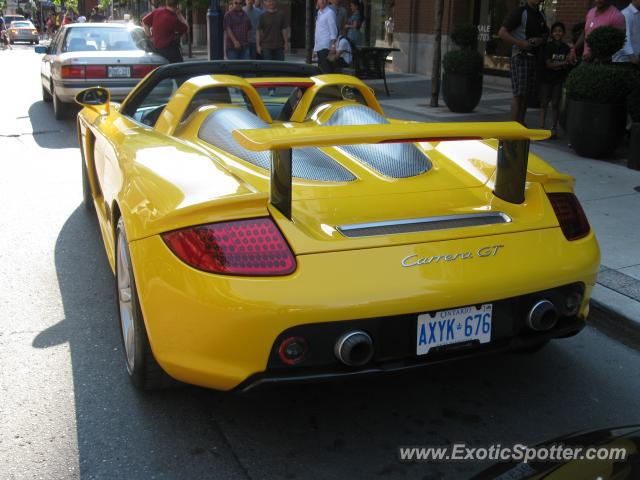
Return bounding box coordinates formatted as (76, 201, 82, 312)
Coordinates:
(244, 0, 263, 59)
(224, 0, 252, 59)
(62, 11, 73, 25)
(89, 8, 106, 23)
(539, 22, 570, 138)
(142, 0, 188, 63)
(613, 0, 640, 63)
(256, 0, 289, 61)
(385, 16, 394, 46)
(345, 0, 363, 46)
(498, 0, 549, 125)
(569, 0, 625, 62)
(329, 0, 347, 34)
(331, 28, 353, 72)
(1, 17, 12, 51)
(314, 0, 338, 73)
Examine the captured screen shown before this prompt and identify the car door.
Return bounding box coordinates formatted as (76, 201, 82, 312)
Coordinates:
(41, 29, 63, 91)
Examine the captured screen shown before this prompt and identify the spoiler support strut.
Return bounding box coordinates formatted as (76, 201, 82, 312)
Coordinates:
(494, 140, 530, 204)
(271, 149, 293, 219)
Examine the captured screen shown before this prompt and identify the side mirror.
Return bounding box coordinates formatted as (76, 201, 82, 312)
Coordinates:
(75, 87, 110, 116)
(34, 45, 48, 54)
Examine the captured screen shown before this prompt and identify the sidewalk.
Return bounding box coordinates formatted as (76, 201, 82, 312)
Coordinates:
(186, 48, 640, 338)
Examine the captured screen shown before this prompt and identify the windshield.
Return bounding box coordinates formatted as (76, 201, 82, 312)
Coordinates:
(63, 27, 150, 52)
(12, 22, 32, 28)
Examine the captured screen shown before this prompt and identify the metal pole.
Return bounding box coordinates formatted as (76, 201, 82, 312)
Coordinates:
(207, 0, 222, 60)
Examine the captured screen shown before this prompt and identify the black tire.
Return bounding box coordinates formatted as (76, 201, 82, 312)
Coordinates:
(52, 85, 68, 120)
(115, 218, 177, 390)
(35, 39, 39, 44)
(80, 149, 94, 212)
(42, 83, 52, 103)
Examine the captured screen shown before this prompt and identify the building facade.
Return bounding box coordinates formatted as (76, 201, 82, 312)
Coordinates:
(96, 0, 629, 77)
(391, 0, 630, 75)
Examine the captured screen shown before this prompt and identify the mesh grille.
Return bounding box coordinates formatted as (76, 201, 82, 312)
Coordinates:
(338, 213, 510, 238)
(198, 108, 356, 182)
(322, 105, 431, 178)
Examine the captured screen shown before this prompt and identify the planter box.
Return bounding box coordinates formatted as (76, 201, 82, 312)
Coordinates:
(566, 99, 626, 159)
(630, 123, 640, 170)
(442, 72, 483, 113)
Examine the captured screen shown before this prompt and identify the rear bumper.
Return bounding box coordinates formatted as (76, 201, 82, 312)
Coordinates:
(128, 227, 600, 391)
(9, 33, 38, 42)
(237, 314, 586, 393)
(52, 78, 138, 102)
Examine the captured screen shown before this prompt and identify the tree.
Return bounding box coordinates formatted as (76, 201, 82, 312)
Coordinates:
(430, 0, 444, 107)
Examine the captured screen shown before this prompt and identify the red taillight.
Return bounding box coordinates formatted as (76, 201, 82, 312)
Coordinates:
(61, 65, 85, 78)
(162, 217, 296, 276)
(132, 64, 159, 78)
(547, 192, 590, 240)
(85, 65, 107, 78)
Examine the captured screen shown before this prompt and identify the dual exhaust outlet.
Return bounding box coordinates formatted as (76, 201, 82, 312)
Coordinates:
(332, 299, 566, 367)
(526, 300, 559, 331)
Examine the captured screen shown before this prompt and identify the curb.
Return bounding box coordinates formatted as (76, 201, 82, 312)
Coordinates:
(588, 296, 640, 350)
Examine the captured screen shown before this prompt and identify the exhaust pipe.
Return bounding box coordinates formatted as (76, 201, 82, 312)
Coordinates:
(527, 300, 558, 331)
(334, 331, 374, 367)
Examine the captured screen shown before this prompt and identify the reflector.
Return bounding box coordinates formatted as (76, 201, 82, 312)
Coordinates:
(547, 193, 590, 240)
(162, 217, 296, 276)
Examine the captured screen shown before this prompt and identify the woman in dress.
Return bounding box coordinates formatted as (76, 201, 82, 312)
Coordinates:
(345, 0, 363, 46)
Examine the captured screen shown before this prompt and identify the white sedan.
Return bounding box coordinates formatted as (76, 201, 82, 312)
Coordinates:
(36, 23, 168, 120)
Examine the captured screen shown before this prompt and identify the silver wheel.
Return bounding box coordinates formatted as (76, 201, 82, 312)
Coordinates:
(117, 231, 136, 374)
(114, 218, 174, 390)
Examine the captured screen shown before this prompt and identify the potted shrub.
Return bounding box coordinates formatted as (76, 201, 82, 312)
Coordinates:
(442, 24, 484, 113)
(628, 87, 640, 170)
(564, 26, 629, 159)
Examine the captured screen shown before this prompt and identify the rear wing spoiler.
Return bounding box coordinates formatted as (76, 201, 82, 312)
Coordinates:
(232, 122, 550, 220)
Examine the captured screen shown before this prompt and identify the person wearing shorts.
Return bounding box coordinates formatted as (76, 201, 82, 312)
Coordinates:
(539, 22, 570, 138)
(499, 0, 549, 124)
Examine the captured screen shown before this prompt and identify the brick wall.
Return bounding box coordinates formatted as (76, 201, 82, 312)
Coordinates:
(552, 0, 591, 33)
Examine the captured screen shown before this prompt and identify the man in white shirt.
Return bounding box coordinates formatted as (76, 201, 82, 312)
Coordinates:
(332, 32, 352, 71)
(314, 0, 338, 73)
(614, 0, 640, 63)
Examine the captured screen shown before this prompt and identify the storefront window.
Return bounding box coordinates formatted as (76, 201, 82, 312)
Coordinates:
(369, 0, 394, 47)
(476, 0, 554, 74)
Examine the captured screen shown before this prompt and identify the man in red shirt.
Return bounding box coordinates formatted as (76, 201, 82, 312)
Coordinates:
(143, 0, 188, 63)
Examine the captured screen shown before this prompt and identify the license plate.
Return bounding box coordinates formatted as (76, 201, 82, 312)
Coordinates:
(108, 66, 130, 78)
(417, 304, 492, 355)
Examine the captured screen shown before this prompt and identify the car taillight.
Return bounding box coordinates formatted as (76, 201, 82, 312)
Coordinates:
(61, 65, 85, 78)
(162, 217, 296, 276)
(32, 29, 38, 34)
(547, 192, 590, 240)
(10, 29, 16, 34)
(85, 65, 107, 78)
(132, 64, 159, 78)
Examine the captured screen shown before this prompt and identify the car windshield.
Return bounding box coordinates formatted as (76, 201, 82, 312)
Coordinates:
(12, 22, 32, 27)
(63, 27, 149, 53)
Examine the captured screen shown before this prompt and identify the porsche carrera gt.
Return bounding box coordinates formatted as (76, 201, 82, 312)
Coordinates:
(75, 61, 600, 392)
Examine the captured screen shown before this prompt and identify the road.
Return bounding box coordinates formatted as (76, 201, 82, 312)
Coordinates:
(1, 44, 639, 480)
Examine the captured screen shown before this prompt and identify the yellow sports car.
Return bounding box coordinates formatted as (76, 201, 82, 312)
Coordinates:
(75, 61, 600, 392)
